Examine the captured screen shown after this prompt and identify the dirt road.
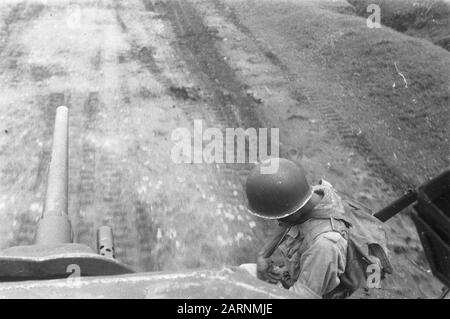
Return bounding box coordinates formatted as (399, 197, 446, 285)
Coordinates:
(0, 0, 275, 273)
(0, 0, 446, 298)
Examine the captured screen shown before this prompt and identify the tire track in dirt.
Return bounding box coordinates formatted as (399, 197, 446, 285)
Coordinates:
(160, 0, 272, 182)
(0, 1, 45, 78)
(9, 91, 69, 247)
(2, 2, 59, 248)
(115, 11, 128, 33)
(133, 199, 171, 271)
(99, 87, 139, 267)
(131, 43, 168, 85)
(0, 2, 26, 55)
(109, 4, 157, 270)
(163, 0, 264, 130)
(0, 3, 27, 78)
(97, 5, 150, 266)
(156, 0, 278, 263)
(74, 90, 136, 266)
(319, 105, 410, 190)
(142, 0, 155, 12)
(99, 151, 136, 266)
(133, 200, 158, 270)
(211, 0, 414, 193)
(107, 1, 274, 267)
(90, 49, 102, 71)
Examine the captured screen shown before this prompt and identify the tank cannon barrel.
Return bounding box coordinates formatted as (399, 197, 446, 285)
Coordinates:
(35, 106, 72, 245)
(0, 106, 133, 281)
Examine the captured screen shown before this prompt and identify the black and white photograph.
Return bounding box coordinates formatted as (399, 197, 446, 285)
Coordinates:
(0, 0, 449, 303)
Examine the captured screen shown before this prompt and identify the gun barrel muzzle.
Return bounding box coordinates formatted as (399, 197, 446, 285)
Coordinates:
(97, 226, 115, 259)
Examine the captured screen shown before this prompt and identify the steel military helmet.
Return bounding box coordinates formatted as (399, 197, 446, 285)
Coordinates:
(245, 158, 313, 219)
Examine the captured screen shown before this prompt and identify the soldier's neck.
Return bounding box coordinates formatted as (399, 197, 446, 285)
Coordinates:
(280, 192, 324, 225)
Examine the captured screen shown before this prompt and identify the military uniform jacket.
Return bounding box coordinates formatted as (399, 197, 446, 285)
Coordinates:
(277, 180, 392, 298)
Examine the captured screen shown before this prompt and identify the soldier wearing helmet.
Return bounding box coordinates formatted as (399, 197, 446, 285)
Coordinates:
(243, 158, 392, 299)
